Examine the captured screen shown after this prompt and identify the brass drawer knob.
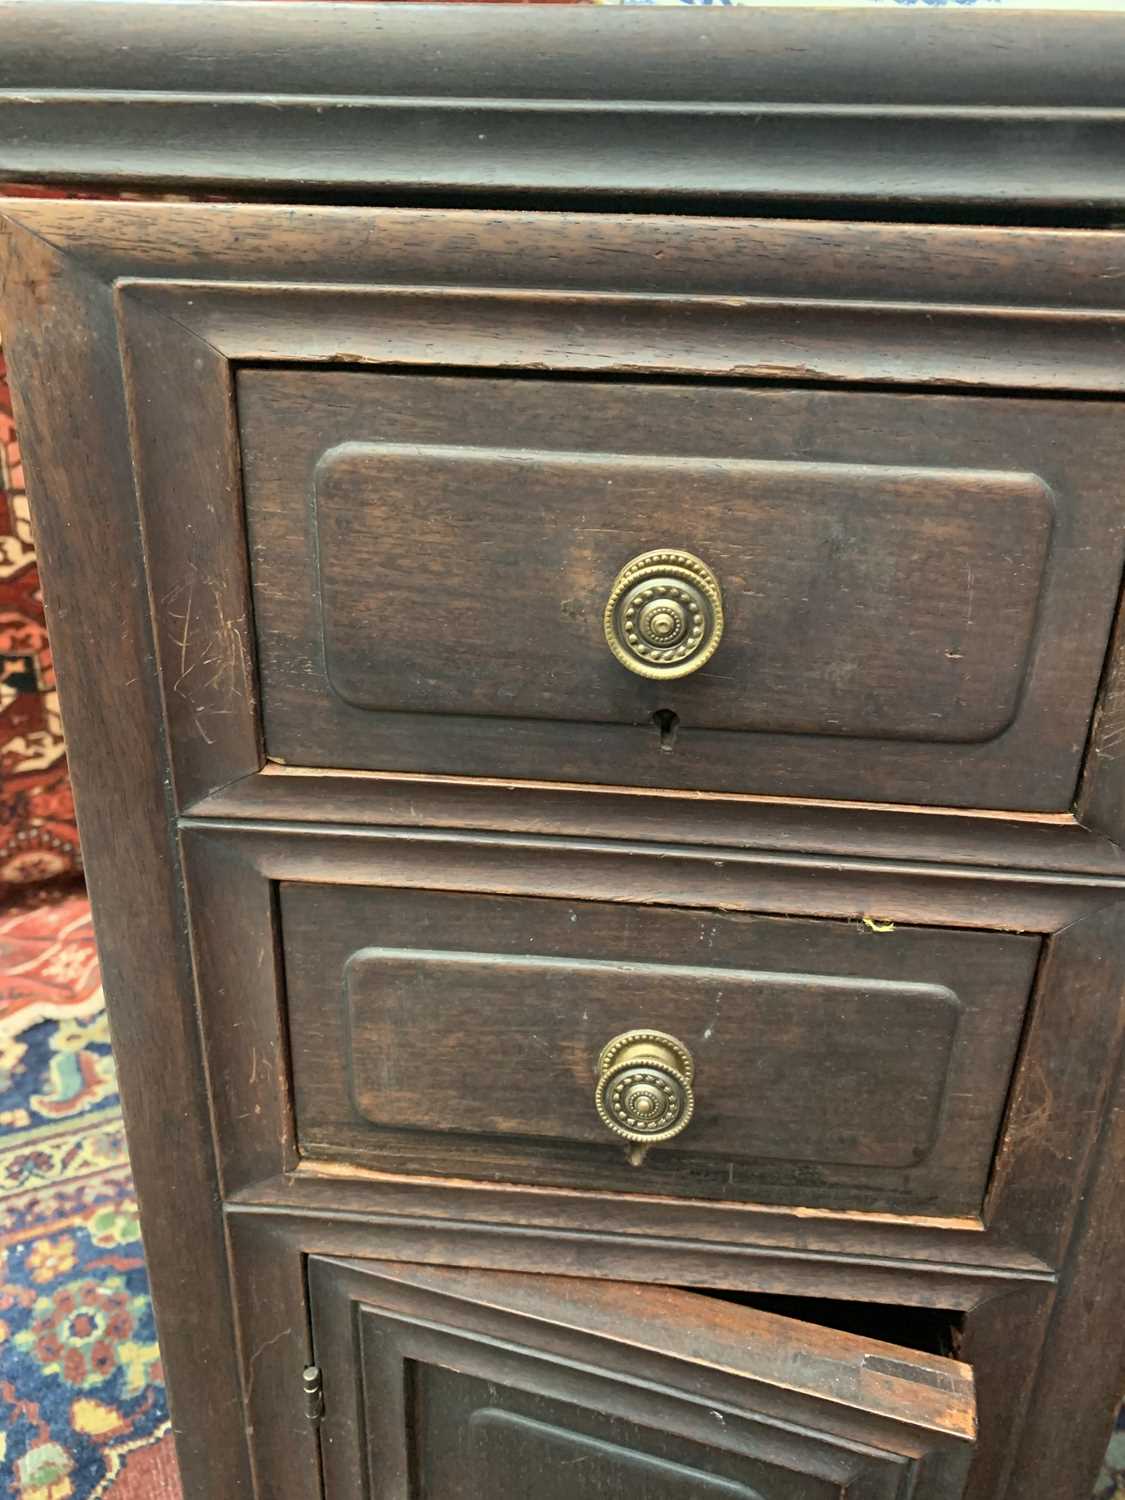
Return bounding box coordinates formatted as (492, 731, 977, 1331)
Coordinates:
(594, 1029, 695, 1166)
(603, 549, 724, 680)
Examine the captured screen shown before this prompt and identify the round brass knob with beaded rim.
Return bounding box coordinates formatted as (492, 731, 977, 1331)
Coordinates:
(594, 1030, 695, 1165)
(603, 549, 724, 680)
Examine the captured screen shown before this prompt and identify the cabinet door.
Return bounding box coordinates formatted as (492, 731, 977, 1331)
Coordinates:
(309, 1259, 975, 1500)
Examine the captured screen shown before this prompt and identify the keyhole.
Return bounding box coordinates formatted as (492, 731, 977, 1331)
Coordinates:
(652, 708, 679, 752)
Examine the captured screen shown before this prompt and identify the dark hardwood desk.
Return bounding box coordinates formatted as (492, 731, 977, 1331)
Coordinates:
(2, 5, 1123, 1496)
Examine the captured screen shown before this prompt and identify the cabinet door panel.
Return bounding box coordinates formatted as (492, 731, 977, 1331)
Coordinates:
(411, 1366, 835, 1500)
(309, 1259, 976, 1500)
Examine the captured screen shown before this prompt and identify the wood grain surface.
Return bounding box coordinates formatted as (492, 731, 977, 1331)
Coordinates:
(241, 370, 1125, 811)
(313, 443, 1049, 740)
(1, 3, 1123, 211)
(311, 1257, 976, 1500)
(281, 883, 1039, 1216)
(2, 148, 1124, 1500)
(0, 198, 253, 1496)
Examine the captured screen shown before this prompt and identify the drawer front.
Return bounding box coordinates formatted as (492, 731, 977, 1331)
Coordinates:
(280, 884, 1039, 1215)
(240, 370, 1125, 809)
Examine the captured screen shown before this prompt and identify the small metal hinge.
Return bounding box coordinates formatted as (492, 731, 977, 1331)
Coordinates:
(302, 1364, 324, 1424)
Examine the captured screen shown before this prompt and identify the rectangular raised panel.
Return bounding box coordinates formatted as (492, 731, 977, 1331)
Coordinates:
(240, 370, 1125, 809)
(316, 444, 1051, 743)
(419, 1368, 821, 1500)
(282, 884, 1040, 1215)
(310, 1259, 976, 1500)
(465, 1408, 773, 1500)
(345, 951, 960, 1171)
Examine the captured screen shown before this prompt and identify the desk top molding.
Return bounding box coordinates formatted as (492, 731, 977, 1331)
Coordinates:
(2, 1, 1125, 211)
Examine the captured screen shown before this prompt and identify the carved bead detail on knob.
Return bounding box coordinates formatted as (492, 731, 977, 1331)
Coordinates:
(604, 550, 724, 680)
(594, 1030, 695, 1157)
(609, 1069, 686, 1134)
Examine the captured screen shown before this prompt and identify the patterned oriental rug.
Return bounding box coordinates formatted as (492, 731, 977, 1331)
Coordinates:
(0, 887, 180, 1500)
(0, 355, 83, 900)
